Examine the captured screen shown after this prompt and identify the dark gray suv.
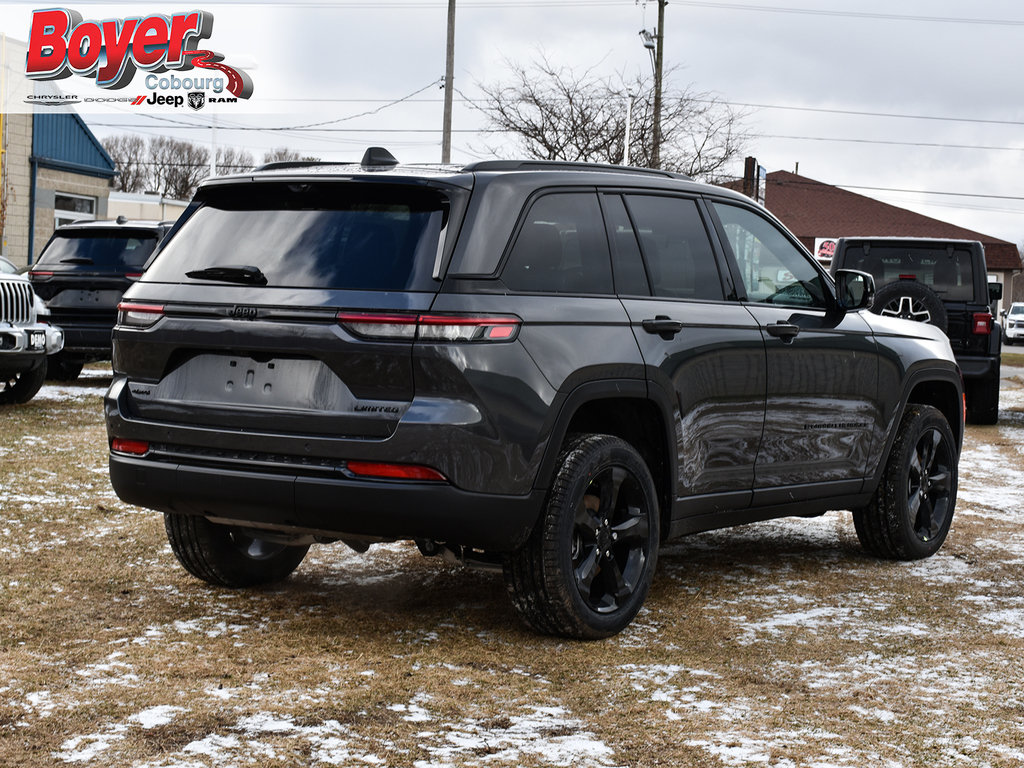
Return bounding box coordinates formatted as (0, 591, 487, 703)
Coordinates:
(105, 149, 963, 638)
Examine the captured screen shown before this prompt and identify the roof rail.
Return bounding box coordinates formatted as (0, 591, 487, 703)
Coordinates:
(252, 160, 340, 172)
(461, 159, 691, 180)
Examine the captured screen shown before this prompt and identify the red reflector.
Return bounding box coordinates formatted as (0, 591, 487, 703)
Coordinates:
(972, 313, 993, 335)
(346, 461, 446, 481)
(112, 438, 150, 456)
(487, 325, 516, 340)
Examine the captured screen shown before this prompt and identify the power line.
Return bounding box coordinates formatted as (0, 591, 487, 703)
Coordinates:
(669, 2, 1024, 26)
(759, 134, 1024, 152)
(701, 99, 1024, 127)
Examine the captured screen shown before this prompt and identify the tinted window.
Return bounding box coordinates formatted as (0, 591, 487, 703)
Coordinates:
(624, 195, 723, 301)
(601, 194, 649, 296)
(840, 245, 975, 301)
(713, 202, 828, 308)
(144, 183, 447, 291)
(502, 193, 613, 294)
(38, 231, 159, 271)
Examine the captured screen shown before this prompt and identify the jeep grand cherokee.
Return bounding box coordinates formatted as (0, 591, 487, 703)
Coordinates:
(106, 149, 963, 639)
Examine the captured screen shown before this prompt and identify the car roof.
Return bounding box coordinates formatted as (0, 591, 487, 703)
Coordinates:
(200, 147, 744, 201)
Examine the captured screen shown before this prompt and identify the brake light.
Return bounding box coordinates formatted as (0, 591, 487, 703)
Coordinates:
(898, 274, 917, 280)
(971, 312, 993, 335)
(337, 312, 521, 342)
(117, 302, 164, 328)
(111, 438, 150, 456)
(29, 270, 53, 279)
(346, 461, 447, 481)
(418, 314, 521, 342)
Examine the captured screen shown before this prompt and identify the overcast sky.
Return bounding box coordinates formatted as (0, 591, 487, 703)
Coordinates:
(2, 0, 1022, 245)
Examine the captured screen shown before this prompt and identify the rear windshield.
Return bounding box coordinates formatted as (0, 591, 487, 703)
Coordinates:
(841, 245, 975, 301)
(144, 183, 448, 291)
(38, 230, 159, 271)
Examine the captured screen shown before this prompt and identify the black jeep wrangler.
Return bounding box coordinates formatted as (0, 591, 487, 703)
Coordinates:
(829, 237, 1001, 424)
(30, 217, 172, 380)
(105, 149, 963, 638)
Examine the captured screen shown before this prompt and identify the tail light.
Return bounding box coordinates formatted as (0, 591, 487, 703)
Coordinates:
(117, 302, 164, 328)
(111, 438, 150, 456)
(971, 313, 993, 335)
(29, 270, 53, 280)
(337, 312, 520, 342)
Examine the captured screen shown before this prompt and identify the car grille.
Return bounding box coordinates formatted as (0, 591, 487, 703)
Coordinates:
(0, 280, 33, 325)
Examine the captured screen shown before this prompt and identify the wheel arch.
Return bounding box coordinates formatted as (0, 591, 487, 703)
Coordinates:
(534, 381, 676, 539)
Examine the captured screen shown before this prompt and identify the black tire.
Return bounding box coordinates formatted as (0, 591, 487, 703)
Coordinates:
(0, 361, 47, 405)
(504, 434, 660, 639)
(46, 354, 84, 381)
(164, 513, 309, 587)
(966, 375, 1000, 425)
(853, 405, 957, 560)
(871, 281, 948, 334)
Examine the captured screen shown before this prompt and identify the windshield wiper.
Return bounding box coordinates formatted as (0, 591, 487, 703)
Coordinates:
(60, 257, 94, 264)
(185, 264, 268, 286)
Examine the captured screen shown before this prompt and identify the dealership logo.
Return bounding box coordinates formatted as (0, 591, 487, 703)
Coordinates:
(25, 93, 143, 106)
(25, 8, 253, 99)
(133, 92, 237, 108)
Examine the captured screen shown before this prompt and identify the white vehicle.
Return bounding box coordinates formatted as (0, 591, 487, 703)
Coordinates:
(1003, 302, 1024, 345)
(1, 256, 64, 404)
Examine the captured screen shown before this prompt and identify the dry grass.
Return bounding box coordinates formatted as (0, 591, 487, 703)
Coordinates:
(1, 367, 1023, 767)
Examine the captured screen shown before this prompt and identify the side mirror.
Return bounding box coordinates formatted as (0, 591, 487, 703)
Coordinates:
(989, 282, 1003, 302)
(835, 269, 874, 311)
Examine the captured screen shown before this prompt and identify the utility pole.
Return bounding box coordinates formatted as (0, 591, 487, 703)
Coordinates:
(651, 0, 665, 170)
(441, 0, 456, 163)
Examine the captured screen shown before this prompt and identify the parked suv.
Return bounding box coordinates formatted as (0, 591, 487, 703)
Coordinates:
(105, 150, 964, 638)
(1003, 302, 1024, 345)
(830, 237, 1001, 424)
(1, 256, 64, 404)
(30, 217, 171, 380)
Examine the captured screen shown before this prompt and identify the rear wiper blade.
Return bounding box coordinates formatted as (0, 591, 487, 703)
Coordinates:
(60, 257, 94, 264)
(185, 264, 268, 286)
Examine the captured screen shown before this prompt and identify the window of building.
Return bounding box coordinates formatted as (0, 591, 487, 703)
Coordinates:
(54, 193, 96, 227)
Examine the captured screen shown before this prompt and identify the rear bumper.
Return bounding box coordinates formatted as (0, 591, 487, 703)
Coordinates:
(956, 353, 999, 381)
(109, 452, 544, 552)
(50, 319, 113, 356)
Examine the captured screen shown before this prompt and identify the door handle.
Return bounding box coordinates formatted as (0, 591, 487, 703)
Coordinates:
(642, 315, 684, 340)
(765, 321, 801, 342)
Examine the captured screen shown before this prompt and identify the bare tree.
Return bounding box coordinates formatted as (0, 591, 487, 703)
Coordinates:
(149, 136, 210, 199)
(475, 55, 747, 182)
(216, 146, 255, 175)
(101, 136, 317, 199)
(103, 134, 147, 193)
(262, 147, 320, 164)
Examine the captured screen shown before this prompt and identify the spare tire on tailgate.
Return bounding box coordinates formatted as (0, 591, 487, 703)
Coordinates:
(871, 280, 948, 334)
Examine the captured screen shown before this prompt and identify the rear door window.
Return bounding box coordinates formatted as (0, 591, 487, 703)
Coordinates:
(623, 195, 725, 301)
(501, 192, 613, 295)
